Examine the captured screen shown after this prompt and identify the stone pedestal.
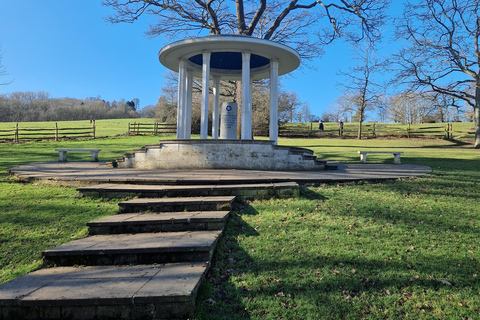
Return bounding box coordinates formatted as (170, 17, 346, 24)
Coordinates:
(220, 102, 237, 139)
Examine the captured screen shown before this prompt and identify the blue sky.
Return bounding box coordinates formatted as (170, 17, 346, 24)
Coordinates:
(0, 1, 399, 118)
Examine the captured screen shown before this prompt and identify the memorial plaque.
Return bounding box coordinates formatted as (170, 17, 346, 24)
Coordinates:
(220, 102, 237, 139)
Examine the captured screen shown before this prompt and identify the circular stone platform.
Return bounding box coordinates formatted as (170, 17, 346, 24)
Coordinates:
(9, 162, 433, 187)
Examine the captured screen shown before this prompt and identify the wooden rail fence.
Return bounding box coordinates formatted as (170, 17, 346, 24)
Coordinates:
(0, 122, 96, 143)
(128, 122, 177, 136)
(275, 122, 469, 139)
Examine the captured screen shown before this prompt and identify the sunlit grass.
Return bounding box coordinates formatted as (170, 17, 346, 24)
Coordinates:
(0, 131, 479, 319)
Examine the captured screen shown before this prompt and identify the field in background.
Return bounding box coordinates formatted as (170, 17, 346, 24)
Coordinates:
(0, 119, 135, 139)
(1, 120, 476, 142)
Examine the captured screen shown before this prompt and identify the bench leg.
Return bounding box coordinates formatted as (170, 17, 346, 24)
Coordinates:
(360, 154, 367, 164)
(393, 154, 401, 165)
(91, 152, 99, 162)
(58, 151, 67, 162)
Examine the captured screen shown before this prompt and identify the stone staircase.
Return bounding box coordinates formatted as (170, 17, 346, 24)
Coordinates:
(0, 182, 299, 320)
(112, 140, 328, 171)
(76, 181, 299, 200)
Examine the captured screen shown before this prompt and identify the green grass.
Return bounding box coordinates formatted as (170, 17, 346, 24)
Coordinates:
(0, 133, 173, 283)
(0, 118, 157, 139)
(1, 131, 479, 319)
(194, 137, 480, 319)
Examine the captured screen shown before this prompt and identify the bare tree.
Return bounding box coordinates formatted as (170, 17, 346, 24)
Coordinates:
(431, 93, 464, 123)
(278, 90, 303, 122)
(102, 0, 390, 61)
(0, 44, 12, 87)
(393, 0, 480, 148)
(295, 102, 313, 122)
(329, 92, 355, 122)
(338, 40, 386, 138)
(388, 92, 435, 124)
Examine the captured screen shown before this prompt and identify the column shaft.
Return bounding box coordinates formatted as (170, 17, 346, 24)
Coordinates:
(212, 76, 220, 139)
(200, 51, 211, 139)
(269, 60, 279, 144)
(176, 59, 187, 139)
(241, 51, 252, 139)
(185, 68, 193, 139)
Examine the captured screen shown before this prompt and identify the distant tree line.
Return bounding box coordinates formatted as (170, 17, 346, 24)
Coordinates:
(0, 91, 140, 122)
(321, 91, 471, 125)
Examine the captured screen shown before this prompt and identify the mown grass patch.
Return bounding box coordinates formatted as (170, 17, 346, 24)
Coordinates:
(0, 133, 479, 319)
(194, 138, 480, 319)
(0, 177, 118, 283)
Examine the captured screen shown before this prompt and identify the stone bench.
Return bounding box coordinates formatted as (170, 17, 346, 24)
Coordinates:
(358, 151, 404, 164)
(55, 149, 101, 162)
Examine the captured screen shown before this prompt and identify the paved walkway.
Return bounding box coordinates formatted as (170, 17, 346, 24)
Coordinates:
(9, 161, 432, 185)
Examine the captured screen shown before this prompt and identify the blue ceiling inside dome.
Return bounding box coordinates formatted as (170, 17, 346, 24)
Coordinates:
(188, 52, 270, 70)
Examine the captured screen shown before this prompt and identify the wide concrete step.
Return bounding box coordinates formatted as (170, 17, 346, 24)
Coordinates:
(77, 182, 299, 200)
(42, 231, 221, 267)
(87, 211, 229, 235)
(118, 196, 236, 213)
(0, 262, 205, 319)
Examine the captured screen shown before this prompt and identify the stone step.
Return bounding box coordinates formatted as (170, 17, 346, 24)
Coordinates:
(77, 181, 300, 200)
(87, 211, 229, 235)
(117, 196, 236, 213)
(325, 162, 339, 170)
(0, 262, 206, 319)
(42, 231, 221, 267)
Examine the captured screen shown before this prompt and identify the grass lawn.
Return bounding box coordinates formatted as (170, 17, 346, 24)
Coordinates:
(1, 134, 479, 319)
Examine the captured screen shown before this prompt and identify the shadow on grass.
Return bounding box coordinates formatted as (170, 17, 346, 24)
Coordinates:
(195, 164, 480, 318)
(195, 200, 480, 319)
(195, 200, 259, 319)
(300, 187, 328, 201)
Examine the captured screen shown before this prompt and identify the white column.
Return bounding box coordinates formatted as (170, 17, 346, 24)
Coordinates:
(241, 51, 252, 139)
(211, 76, 220, 139)
(269, 59, 279, 145)
(200, 51, 211, 139)
(185, 68, 193, 139)
(176, 59, 187, 139)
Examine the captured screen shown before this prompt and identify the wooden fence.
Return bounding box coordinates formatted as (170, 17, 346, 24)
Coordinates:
(0, 122, 96, 143)
(276, 122, 470, 139)
(128, 122, 177, 136)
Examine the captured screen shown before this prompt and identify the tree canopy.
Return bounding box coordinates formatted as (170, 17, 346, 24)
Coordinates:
(103, 0, 389, 61)
(393, 0, 480, 147)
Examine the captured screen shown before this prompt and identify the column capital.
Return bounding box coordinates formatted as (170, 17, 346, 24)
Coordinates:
(242, 51, 251, 58)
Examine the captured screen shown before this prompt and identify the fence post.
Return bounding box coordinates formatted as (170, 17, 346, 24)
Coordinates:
(14, 123, 19, 143)
(154, 122, 158, 135)
(55, 123, 58, 141)
(92, 120, 96, 138)
(407, 124, 410, 139)
(373, 123, 376, 138)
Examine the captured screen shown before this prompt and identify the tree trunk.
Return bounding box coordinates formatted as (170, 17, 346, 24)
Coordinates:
(358, 108, 365, 139)
(475, 105, 480, 148)
(475, 84, 480, 148)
